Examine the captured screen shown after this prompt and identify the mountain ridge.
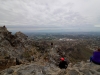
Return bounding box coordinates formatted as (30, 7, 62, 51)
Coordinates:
(0, 26, 99, 75)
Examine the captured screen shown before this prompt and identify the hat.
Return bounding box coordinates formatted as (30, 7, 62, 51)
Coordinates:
(60, 57, 64, 61)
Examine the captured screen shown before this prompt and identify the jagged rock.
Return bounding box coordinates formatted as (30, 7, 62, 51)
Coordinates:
(0, 26, 36, 71)
(6, 68, 14, 74)
(15, 31, 28, 42)
(79, 69, 91, 75)
(97, 68, 100, 72)
(68, 62, 100, 75)
(0, 40, 11, 47)
(0, 26, 8, 32)
(89, 69, 96, 74)
(0, 60, 100, 75)
(67, 70, 79, 75)
(0, 63, 61, 75)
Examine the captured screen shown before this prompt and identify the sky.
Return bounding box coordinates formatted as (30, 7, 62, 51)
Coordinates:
(0, 0, 100, 32)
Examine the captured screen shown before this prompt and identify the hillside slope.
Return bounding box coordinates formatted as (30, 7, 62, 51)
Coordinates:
(0, 26, 96, 75)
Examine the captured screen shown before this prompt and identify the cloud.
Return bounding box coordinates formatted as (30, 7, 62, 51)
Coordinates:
(0, 0, 100, 32)
(94, 25, 100, 27)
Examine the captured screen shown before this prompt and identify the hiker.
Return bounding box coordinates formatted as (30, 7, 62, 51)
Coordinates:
(59, 57, 68, 69)
(90, 48, 100, 65)
(51, 42, 53, 47)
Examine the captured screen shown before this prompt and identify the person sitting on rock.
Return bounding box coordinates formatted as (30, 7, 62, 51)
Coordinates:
(90, 48, 100, 65)
(59, 57, 68, 69)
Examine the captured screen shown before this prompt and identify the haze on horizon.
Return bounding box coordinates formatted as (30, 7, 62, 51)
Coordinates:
(0, 0, 100, 32)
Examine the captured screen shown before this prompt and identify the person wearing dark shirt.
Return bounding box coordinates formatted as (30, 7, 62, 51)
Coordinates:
(59, 57, 68, 69)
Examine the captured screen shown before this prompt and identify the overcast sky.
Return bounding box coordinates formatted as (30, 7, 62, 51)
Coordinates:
(0, 0, 100, 32)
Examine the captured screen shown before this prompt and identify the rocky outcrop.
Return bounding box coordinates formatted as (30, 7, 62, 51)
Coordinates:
(15, 31, 28, 42)
(0, 58, 16, 71)
(0, 25, 8, 32)
(0, 63, 62, 75)
(0, 26, 34, 71)
(0, 61, 100, 75)
(67, 61, 100, 75)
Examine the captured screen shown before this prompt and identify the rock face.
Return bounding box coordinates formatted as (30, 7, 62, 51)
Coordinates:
(0, 26, 8, 32)
(67, 61, 100, 75)
(0, 63, 62, 75)
(0, 61, 100, 75)
(0, 58, 16, 71)
(0, 26, 34, 70)
(15, 31, 28, 42)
